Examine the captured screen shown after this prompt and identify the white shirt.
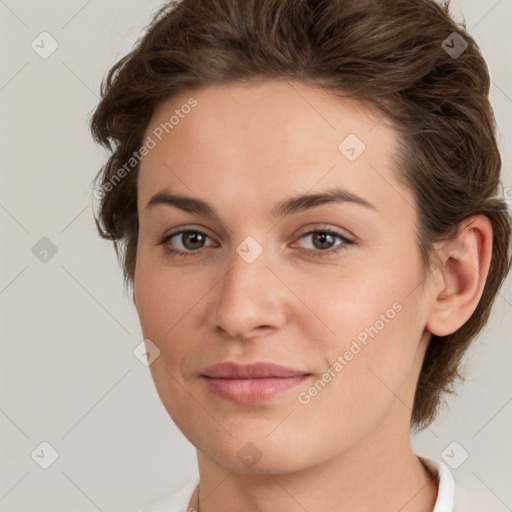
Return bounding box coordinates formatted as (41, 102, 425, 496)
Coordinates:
(141, 455, 457, 512)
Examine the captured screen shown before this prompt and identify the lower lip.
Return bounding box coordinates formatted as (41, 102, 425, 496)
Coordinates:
(202, 376, 309, 404)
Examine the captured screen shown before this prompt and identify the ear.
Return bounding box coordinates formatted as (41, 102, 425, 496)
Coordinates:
(425, 215, 493, 337)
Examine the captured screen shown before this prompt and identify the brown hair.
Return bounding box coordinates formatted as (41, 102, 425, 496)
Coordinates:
(90, 0, 512, 429)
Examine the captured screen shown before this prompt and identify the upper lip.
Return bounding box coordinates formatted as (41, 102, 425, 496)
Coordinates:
(202, 362, 310, 379)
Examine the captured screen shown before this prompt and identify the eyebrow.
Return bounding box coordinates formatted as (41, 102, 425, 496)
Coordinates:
(144, 187, 377, 218)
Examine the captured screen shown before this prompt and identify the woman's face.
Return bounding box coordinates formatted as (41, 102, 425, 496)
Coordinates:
(134, 80, 433, 473)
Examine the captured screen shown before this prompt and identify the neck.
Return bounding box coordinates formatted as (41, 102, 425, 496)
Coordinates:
(194, 415, 438, 512)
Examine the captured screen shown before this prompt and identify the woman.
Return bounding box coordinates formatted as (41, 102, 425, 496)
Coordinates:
(90, 0, 511, 510)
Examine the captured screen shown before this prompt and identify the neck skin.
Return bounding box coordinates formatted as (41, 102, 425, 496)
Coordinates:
(193, 339, 439, 512)
(194, 418, 438, 512)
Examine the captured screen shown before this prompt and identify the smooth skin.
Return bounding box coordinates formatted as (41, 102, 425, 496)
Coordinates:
(133, 80, 492, 512)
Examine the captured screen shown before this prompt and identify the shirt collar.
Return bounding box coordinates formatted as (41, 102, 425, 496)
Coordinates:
(417, 454, 455, 512)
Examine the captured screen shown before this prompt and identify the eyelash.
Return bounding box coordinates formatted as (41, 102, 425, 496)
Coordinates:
(158, 227, 353, 259)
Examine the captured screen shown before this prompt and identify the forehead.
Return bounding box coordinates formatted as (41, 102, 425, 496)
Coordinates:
(138, 80, 411, 218)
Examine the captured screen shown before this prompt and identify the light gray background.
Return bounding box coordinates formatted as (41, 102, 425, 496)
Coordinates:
(0, 0, 511, 510)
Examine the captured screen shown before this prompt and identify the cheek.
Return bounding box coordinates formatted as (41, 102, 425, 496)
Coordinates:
(284, 288, 421, 457)
(294, 249, 425, 396)
(133, 254, 196, 396)
(133, 255, 206, 432)
(134, 246, 202, 340)
(133, 248, 221, 392)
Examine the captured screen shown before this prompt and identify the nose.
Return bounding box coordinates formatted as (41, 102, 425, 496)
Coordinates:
(209, 238, 288, 341)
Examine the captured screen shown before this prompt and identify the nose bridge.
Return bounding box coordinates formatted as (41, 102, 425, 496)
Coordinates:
(225, 238, 267, 297)
(211, 235, 286, 338)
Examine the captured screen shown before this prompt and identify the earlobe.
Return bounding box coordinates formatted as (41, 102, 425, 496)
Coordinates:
(426, 215, 493, 337)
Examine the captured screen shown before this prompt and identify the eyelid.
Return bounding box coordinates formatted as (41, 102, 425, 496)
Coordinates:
(159, 224, 216, 242)
(292, 223, 354, 242)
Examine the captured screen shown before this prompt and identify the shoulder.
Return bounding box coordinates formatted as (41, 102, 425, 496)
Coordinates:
(141, 476, 199, 512)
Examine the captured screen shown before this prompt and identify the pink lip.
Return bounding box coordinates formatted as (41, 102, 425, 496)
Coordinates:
(201, 362, 310, 403)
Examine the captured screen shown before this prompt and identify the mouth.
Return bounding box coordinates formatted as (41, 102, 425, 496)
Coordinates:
(201, 361, 311, 404)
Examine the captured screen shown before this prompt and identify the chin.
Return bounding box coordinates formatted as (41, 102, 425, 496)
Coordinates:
(205, 445, 309, 475)
(191, 426, 317, 475)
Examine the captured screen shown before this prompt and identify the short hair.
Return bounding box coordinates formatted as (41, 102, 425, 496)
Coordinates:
(90, 0, 512, 430)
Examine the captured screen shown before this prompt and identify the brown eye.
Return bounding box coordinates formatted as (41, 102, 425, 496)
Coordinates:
(178, 231, 207, 250)
(160, 229, 215, 256)
(296, 229, 352, 254)
(310, 231, 337, 250)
